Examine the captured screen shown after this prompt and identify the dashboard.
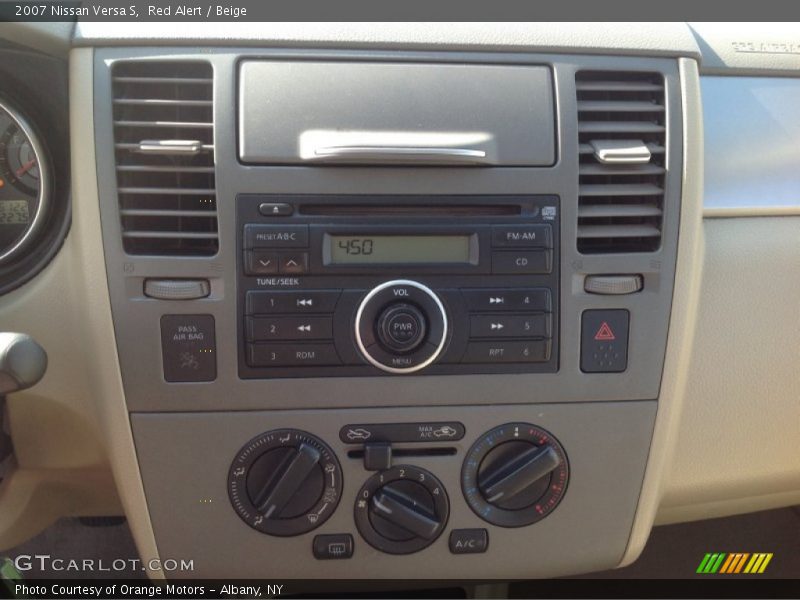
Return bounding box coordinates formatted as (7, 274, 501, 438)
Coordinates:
(0, 21, 797, 583)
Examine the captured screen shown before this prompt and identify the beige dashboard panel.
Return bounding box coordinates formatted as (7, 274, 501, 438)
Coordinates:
(657, 216, 800, 524)
(0, 48, 160, 575)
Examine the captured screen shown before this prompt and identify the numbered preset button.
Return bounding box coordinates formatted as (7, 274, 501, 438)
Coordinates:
(247, 343, 341, 367)
(462, 340, 551, 363)
(246, 316, 334, 341)
(470, 314, 551, 339)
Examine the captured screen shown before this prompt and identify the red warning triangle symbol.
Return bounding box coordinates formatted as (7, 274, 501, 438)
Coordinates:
(594, 322, 616, 341)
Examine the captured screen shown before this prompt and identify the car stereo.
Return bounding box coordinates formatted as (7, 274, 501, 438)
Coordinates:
(237, 195, 560, 378)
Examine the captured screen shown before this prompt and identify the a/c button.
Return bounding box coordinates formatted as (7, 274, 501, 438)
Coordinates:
(449, 528, 488, 554)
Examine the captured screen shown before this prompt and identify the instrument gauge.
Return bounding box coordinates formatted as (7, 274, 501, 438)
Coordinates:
(0, 99, 50, 265)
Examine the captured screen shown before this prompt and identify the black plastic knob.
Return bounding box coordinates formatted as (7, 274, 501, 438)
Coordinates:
(376, 303, 427, 353)
(478, 441, 560, 511)
(371, 480, 440, 541)
(355, 465, 449, 554)
(228, 429, 342, 536)
(248, 443, 322, 518)
(462, 423, 569, 528)
(355, 280, 448, 374)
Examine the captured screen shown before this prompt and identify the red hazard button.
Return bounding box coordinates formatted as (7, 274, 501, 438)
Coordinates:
(593, 322, 616, 341)
(581, 310, 629, 373)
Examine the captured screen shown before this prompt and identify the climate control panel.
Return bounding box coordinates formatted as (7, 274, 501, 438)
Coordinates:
(226, 423, 569, 557)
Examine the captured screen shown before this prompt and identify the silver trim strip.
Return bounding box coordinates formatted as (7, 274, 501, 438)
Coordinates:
(312, 145, 489, 164)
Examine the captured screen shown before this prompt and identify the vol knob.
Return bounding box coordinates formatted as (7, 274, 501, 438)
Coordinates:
(355, 280, 448, 374)
(228, 429, 342, 536)
(355, 466, 449, 554)
(462, 423, 569, 527)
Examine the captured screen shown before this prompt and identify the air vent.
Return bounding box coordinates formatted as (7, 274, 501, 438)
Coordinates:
(112, 61, 217, 256)
(576, 71, 666, 254)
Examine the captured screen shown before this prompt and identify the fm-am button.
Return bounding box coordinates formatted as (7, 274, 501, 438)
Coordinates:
(247, 343, 341, 367)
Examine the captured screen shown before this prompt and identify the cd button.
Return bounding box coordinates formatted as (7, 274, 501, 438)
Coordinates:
(491, 250, 552, 274)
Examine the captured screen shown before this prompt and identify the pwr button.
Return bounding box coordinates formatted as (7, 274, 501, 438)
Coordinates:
(581, 310, 629, 373)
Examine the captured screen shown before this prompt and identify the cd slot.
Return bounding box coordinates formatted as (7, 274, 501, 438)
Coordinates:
(299, 204, 521, 217)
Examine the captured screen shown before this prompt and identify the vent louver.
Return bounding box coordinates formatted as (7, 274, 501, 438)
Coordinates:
(576, 71, 666, 254)
(112, 61, 218, 256)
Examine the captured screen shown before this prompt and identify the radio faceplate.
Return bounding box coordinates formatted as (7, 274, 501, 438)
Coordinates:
(237, 195, 560, 379)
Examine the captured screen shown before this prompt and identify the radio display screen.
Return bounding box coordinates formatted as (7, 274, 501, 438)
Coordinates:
(328, 234, 473, 265)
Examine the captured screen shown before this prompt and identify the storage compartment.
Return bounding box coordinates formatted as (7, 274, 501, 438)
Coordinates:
(238, 61, 555, 167)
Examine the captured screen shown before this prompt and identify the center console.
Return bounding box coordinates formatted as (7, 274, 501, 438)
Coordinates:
(95, 48, 685, 579)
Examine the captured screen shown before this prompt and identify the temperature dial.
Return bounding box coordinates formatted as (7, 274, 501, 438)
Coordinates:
(355, 465, 449, 554)
(462, 423, 568, 527)
(228, 429, 342, 536)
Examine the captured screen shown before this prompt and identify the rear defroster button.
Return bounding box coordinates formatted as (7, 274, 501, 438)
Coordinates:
(313, 534, 354, 560)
